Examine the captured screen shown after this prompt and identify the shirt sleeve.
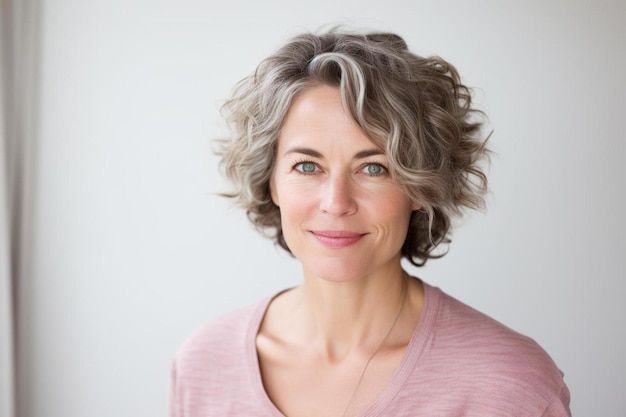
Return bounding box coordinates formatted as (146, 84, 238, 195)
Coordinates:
(540, 383, 572, 417)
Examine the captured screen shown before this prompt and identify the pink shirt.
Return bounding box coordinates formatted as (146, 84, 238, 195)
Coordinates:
(170, 282, 571, 416)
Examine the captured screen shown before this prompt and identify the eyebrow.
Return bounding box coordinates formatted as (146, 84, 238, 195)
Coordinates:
(284, 147, 323, 158)
(354, 149, 384, 159)
(283, 147, 384, 159)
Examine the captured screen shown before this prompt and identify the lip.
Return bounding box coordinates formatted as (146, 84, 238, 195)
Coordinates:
(310, 230, 366, 248)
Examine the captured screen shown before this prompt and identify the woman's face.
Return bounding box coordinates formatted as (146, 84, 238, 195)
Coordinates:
(271, 85, 418, 283)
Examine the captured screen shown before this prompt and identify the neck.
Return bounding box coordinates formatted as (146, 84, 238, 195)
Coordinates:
(298, 265, 409, 361)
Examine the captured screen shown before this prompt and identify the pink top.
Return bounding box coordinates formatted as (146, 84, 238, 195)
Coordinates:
(170, 282, 571, 416)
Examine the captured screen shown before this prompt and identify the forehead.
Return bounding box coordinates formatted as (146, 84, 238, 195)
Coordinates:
(278, 85, 383, 154)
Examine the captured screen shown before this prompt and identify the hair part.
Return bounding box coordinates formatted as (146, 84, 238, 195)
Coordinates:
(218, 28, 490, 266)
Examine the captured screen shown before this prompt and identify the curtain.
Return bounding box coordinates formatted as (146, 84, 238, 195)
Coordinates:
(0, 2, 16, 415)
(1, 0, 40, 416)
(0, 23, 16, 417)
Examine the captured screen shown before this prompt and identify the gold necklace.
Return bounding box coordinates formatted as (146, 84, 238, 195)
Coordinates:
(340, 278, 408, 417)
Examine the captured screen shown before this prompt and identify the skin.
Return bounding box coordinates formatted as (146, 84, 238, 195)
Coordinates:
(257, 85, 424, 417)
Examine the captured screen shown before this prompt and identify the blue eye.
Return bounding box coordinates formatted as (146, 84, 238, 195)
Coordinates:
(363, 163, 386, 175)
(295, 161, 317, 173)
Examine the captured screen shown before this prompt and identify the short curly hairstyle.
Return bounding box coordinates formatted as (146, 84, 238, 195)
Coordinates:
(218, 28, 489, 266)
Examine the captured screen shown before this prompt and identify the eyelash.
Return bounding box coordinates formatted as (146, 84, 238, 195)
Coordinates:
(292, 159, 319, 174)
(291, 160, 388, 176)
(362, 162, 388, 176)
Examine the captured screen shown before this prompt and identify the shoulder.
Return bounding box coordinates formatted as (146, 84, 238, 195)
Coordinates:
(172, 297, 269, 377)
(414, 284, 571, 415)
(169, 296, 277, 416)
(431, 286, 561, 373)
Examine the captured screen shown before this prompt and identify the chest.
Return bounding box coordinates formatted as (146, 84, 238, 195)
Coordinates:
(256, 340, 407, 417)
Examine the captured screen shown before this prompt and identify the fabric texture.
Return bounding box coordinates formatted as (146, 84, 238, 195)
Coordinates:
(169, 282, 571, 417)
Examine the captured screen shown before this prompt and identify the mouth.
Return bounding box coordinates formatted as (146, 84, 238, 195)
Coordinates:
(310, 230, 366, 248)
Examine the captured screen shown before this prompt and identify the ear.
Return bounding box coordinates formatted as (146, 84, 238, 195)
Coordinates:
(411, 201, 422, 212)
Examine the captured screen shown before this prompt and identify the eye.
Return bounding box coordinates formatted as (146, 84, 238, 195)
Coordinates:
(294, 161, 318, 174)
(362, 163, 387, 176)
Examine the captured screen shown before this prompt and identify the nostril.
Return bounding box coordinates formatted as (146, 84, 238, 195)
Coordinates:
(319, 179, 357, 216)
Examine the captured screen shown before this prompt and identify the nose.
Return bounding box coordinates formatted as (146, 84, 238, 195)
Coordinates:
(318, 174, 357, 216)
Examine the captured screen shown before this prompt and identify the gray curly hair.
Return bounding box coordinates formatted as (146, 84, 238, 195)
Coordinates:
(218, 28, 489, 266)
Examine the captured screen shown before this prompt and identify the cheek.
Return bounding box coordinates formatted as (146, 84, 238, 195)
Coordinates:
(390, 212, 412, 239)
(277, 191, 310, 222)
(273, 175, 319, 214)
(380, 198, 414, 234)
(276, 195, 311, 253)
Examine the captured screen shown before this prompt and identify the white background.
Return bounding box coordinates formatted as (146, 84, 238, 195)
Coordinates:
(20, 0, 625, 416)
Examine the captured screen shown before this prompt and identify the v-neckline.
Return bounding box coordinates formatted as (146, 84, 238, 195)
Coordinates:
(245, 281, 440, 417)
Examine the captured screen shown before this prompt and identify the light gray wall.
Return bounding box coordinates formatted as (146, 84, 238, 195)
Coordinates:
(22, 0, 625, 416)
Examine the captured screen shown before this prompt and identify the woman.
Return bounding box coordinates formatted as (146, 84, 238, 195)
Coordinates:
(170, 29, 571, 417)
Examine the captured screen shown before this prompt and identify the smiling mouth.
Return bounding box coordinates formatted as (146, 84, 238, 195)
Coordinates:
(310, 230, 366, 248)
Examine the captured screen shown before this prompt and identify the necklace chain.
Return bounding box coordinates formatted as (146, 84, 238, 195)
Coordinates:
(340, 278, 409, 417)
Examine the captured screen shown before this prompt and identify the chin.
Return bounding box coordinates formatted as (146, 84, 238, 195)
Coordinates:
(300, 256, 374, 283)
